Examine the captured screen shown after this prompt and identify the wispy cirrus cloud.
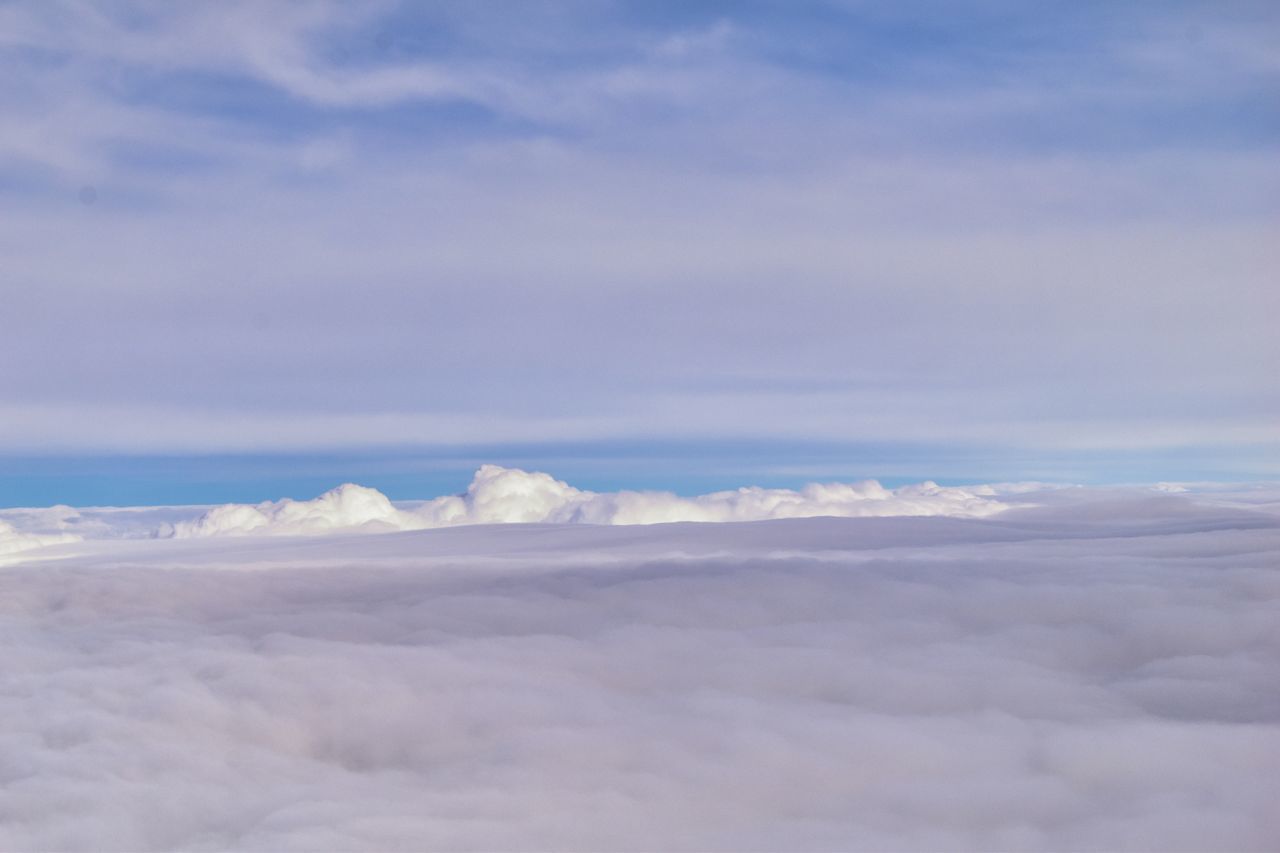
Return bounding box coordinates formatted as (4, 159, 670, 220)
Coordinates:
(0, 1, 1276, 485)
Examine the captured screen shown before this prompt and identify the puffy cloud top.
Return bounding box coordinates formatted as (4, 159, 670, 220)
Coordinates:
(170, 465, 1013, 538)
(0, 518, 78, 557)
(172, 483, 423, 538)
(419, 465, 587, 526)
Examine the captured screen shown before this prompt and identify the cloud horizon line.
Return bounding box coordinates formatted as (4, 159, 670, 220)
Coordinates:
(168, 464, 1024, 538)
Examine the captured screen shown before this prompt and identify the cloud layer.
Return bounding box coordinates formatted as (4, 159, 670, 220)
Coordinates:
(2, 497, 1278, 850)
(169, 465, 1015, 537)
(0, 518, 78, 557)
(0, 2, 1275, 469)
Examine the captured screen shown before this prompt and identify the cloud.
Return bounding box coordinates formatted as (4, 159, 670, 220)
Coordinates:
(169, 465, 1016, 538)
(0, 2, 487, 110)
(171, 482, 422, 537)
(0, 518, 78, 558)
(0, 1, 1276, 470)
(2, 498, 1278, 849)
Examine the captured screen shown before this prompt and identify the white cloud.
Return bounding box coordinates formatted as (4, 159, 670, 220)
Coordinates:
(0, 2, 1275, 461)
(172, 483, 423, 538)
(169, 465, 1016, 538)
(1, 495, 1278, 849)
(0, 518, 78, 558)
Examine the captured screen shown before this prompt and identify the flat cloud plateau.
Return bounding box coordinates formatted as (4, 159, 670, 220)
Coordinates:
(2, 483, 1279, 850)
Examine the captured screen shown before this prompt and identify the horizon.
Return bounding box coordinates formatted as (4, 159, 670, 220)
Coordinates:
(2, 442, 1276, 509)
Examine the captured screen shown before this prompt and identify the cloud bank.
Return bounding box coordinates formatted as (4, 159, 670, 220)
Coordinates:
(172, 483, 422, 538)
(2, 499, 1278, 850)
(169, 465, 1014, 538)
(0, 518, 78, 558)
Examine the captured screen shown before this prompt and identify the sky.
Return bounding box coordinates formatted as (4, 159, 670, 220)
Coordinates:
(1, 0, 1277, 505)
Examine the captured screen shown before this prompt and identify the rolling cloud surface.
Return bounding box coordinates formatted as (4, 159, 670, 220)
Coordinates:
(1, 493, 1278, 850)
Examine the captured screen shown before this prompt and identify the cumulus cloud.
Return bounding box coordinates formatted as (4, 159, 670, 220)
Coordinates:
(171, 483, 423, 538)
(0, 518, 78, 558)
(169, 465, 1016, 538)
(2, 498, 1278, 850)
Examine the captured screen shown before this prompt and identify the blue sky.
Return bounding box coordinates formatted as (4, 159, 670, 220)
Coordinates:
(1, 0, 1277, 505)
